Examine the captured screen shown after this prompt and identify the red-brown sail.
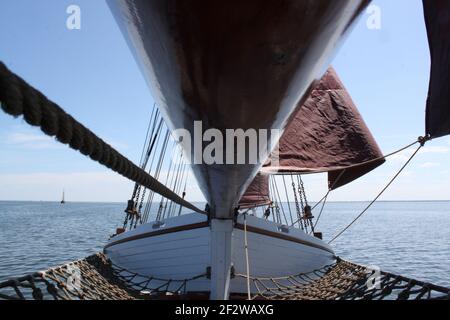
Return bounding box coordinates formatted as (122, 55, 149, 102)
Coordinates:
(260, 67, 384, 190)
(423, 0, 450, 138)
(238, 174, 271, 209)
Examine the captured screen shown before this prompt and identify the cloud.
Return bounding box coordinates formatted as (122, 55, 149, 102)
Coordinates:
(421, 146, 450, 154)
(8, 132, 49, 144)
(4, 130, 128, 152)
(4, 132, 61, 150)
(388, 145, 449, 163)
(419, 162, 440, 168)
(389, 153, 409, 162)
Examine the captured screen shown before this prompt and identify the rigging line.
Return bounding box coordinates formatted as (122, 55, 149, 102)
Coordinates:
(136, 116, 164, 210)
(173, 161, 188, 217)
(132, 108, 159, 200)
(291, 175, 305, 213)
(264, 177, 279, 223)
(281, 175, 294, 226)
(143, 128, 170, 222)
(270, 138, 422, 179)
(275, 180, 288, 225)
(311, 193, 329, 211)
(141, 116, 164, 171)
(267, 175, 274, 217)
(144, 129, 171, 223)
(312, 192, 329, 230)
(177, 172, 189, 216)
(144, 122, 164, 188)
(164, 149, 184, 219)
(133, 111, 160, 215)
(271, 176, 289, 225)
(328, 143, 424, 244)
(0, 62, 205, 215)
(142, 106, 159, 161)
(169, 161, 184, 217)
(310, 169, 347, 230)
(325, 138, 421, 173)
(290, 138, 425, 229)
(290, 174, 305, 230)
(157, 140, 178, 221)
(243, 213, 252, 300)
(167, 154, 185, 218)
(174, 156, 187, 199)
(297, 175, 308, 206)
(138, 105, 155, 167)
(139, 127, 167, 223)
(297, 175, 313, 231)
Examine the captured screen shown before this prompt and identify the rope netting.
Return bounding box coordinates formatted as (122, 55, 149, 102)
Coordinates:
(236, 259, 450, 300)
(0, 254, 207, 300)
(1, 254, 448, 300)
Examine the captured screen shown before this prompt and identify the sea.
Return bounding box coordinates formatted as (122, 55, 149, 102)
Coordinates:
(0, 201, 449, 288)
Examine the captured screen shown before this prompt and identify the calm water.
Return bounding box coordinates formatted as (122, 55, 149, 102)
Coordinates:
(0, 201, 449, 288)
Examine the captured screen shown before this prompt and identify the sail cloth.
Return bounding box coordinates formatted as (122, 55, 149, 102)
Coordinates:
(260, 67, 384, 189)
(423, 0, 450, 138)
(238, 174, 271, 209)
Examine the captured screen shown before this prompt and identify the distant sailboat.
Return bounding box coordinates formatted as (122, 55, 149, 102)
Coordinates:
(61, 190, 65, 204)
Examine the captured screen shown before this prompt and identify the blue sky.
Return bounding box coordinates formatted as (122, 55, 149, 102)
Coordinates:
(1, 0, 450, 202)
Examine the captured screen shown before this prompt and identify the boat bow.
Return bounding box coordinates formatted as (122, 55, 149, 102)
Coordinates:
(107, 0, 369, 218)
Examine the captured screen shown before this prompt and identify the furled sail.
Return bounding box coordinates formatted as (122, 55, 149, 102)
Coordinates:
(260, 67, 384, 190)
(238, 174, 271, 209)
(423, 0, 450, 138)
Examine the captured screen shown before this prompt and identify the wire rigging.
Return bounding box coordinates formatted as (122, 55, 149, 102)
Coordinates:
(328, 137, 429, 244)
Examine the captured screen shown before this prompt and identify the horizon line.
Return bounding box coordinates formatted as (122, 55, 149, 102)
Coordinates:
(1, 199, 450, 204)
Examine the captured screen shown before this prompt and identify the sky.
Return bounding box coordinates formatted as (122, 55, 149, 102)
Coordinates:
(1, 0, 450, 203)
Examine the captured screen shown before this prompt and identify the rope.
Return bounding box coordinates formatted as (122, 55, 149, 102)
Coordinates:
(2, 253, 448, 300)
(236, 258, 450, 300)
(0, 253, 208, 300)
(311, 191, 329, 232)
(243, 213, 252, 300)
(309, 169, 346, 229)
(132, 106, 158, 200)
(281, 175, 295, 226)
(328, 137, 429, 244)
(290, 175, 305, 230)
(270, 176, 289, 225)
(292, 138, 428, 230)
(0, 62, 205, 215)
(138, 126, 166, 216)
(142, 129, 170, 223)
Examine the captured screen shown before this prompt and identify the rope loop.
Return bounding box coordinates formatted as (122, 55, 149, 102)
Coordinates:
(418, 134, 431, 147)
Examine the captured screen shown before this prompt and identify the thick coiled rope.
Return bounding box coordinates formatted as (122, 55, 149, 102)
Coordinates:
(0, 62, 205, 215)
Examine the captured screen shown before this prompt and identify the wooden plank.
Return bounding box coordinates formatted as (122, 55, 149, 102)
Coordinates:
(105, 221, 209, 249)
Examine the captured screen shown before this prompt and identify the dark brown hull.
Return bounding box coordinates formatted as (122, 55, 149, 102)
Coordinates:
(107, 0, 368, 218)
